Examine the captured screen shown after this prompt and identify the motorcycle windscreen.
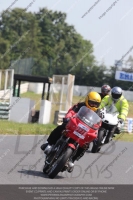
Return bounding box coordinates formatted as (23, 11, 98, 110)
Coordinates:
(77, 106, 102, 130)
(105, 104, 119, 114)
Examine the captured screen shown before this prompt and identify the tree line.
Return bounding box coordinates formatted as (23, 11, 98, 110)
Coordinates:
(0, 7, 133, 90)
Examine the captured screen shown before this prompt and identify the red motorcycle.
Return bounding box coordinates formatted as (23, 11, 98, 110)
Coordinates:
(43, 106, 102, 179)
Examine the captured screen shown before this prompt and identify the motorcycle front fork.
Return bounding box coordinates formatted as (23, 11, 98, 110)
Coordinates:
(93, 132, 108, 146)
(101, 130, 113, 144)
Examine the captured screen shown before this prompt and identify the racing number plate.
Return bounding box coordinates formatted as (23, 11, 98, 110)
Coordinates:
(73, 123, 90, 139)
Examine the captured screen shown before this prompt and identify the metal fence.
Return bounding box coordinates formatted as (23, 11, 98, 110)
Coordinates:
(10, 57, 34, 75)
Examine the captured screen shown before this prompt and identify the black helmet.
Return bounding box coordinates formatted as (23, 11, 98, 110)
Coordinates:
(101, 85, 111, 95)
(111, 86, 122, 100)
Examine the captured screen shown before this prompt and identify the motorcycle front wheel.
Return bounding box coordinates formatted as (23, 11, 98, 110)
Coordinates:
(91, 128, 105, 153)
(43, 163, 49, 174)
(43, 148, 57, 174)
(48, 147, 73, 179)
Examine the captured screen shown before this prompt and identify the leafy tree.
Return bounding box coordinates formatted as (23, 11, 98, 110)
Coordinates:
(0, 36, 10, 69)
(1, 6, 132, 89)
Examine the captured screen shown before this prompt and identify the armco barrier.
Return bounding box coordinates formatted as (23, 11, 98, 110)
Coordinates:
(0, 102, 10, 119)
(122, 118, 133, 134)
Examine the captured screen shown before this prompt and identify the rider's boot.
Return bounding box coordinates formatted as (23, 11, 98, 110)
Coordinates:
(40, 141, 52, 155)
(40, 141, 48, 150)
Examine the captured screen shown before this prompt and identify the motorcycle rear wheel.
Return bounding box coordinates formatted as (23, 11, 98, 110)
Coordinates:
(48, 147, 73, 179)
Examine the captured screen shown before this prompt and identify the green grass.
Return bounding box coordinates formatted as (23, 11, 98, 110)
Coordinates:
(114, 133, 133, 142)
(0, 120, 133, 142)
(128, 101, 133, 118)
(21, 91, 42, 110)
(0, 92, 133, 142)
(0, 120, 56, 135)
(20, 91, 133, 118)
(21, 91, 86, 123)
(0, 120, 132, 142)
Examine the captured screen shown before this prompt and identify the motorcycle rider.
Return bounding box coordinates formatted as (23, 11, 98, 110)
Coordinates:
(98, 86, 129, 141)
(99, 84, 111, 99)
(41, 91, 101, 171)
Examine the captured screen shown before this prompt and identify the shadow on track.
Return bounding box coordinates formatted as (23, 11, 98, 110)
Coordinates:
(18, 169, 65, 179)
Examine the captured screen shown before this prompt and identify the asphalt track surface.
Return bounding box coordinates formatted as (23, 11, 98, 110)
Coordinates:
(0, 135, 133, 184)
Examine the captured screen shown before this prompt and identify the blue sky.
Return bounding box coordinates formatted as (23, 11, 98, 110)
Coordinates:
(0, 0, 133, 67)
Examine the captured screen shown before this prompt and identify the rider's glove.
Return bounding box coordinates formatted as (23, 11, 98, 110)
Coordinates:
(97, 108, 104, 119)
(63, 118, 70, 124)
(116, 118, 124, 134)
(118, 118, 124, 124)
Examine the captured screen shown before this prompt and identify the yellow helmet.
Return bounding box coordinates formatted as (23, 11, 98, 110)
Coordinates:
(85, 91, 101, 111)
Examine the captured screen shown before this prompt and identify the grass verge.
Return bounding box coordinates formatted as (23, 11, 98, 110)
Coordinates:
(0, 92, 133, 142)
(0, 120, 133, 142)
(0, 120, 56, 135)
(114, 133, 133, 142)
